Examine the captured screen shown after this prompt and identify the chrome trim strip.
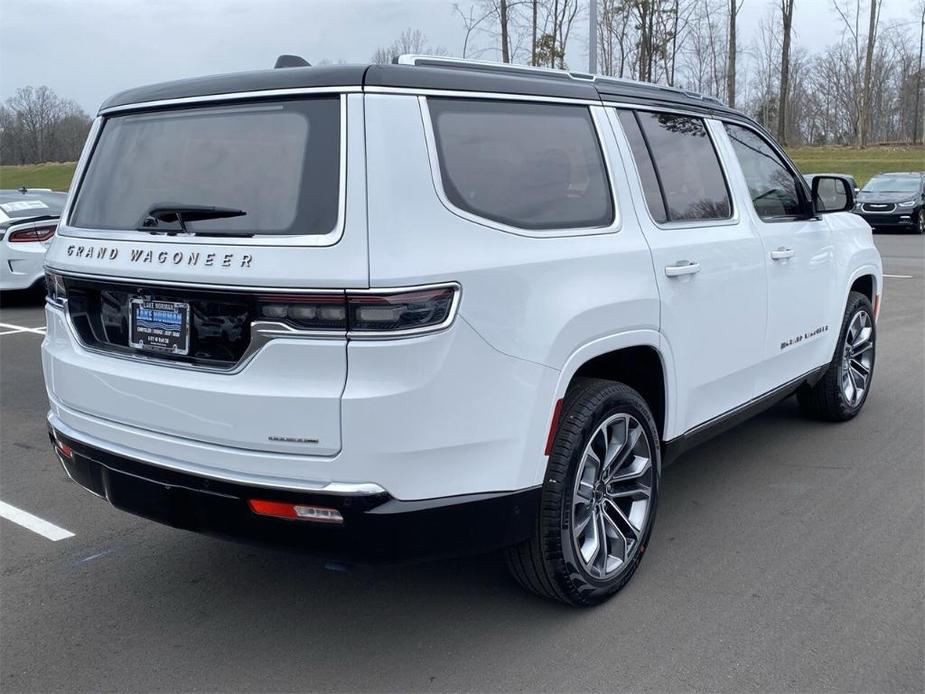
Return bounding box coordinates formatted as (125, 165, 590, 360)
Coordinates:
(98, 85, 362, 115)
(417, 96, 621, 238)
(368, 85, 601, 106)
(48, 411, 388, 496)
(53, 300, 332, 375)
(861, 203, 896, 214)
(601, 99, 724, 119)
(47, 268, 348, 293)
(48, 276, 462, 372)
(59, 95, 349, 248)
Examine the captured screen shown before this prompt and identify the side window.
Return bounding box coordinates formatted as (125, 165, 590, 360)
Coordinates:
(427, 98, 614, 230)
(724, 122, 804, 220)
(635, 111, 732, 222)
(616, 110, 667, 223)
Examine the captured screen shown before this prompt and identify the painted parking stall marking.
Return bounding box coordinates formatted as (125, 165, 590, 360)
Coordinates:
(0, 322, 46, 336)
(0, 501, 74, 541)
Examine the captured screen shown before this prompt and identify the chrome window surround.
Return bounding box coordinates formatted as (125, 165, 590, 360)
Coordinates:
(416, 95, 621, 238)
(59, 90, 351, 248)
(606, 107, 741, 232)
(47, 270, 461, 374)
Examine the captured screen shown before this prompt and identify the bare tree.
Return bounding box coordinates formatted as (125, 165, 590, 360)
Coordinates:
(0, 86, 91, 165)
(776, 0, 795, 144)
(371, 28, 447, 64)
(727, 0, 744, 107)
(915, 1, 925, 143)
(858, 0, 882, 147)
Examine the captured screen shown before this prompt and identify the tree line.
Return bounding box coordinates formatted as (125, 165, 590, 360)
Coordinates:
(374, 0, 924, 147)
(0, 86, 92, 165)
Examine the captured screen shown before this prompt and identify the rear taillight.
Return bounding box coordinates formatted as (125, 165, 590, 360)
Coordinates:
(45, 271, 67, 307)
(8, 224, 56, 243)
(256, 284, 459, 336)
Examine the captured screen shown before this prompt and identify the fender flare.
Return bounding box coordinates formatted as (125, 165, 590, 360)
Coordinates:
(844, 263, 882, 308)
(548, 329, 680, 441)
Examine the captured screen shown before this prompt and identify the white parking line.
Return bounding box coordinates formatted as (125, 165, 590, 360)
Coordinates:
(0, 501, 74, 541)
(0, 322, 46, 335)
(883, 274, 914, 279)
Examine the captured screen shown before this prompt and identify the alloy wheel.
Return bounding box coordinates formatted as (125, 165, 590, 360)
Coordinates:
(840, 310, 874, 408)
(571, 413, 653, 579)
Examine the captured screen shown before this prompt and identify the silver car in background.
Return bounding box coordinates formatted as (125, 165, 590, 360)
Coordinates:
(0, 188, 66, 291)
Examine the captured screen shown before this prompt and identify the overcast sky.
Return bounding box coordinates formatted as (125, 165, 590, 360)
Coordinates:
(0, 0, 919, 114)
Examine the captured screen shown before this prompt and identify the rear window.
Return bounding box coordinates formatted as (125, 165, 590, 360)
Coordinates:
(71, 97, 341, 236)
(427, 98, 613, 230)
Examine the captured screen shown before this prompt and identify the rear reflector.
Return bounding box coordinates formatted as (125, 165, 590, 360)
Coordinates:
(51, 434, 73, 460)
(544, 398, 564, 456)
(248, 499, 344, 524)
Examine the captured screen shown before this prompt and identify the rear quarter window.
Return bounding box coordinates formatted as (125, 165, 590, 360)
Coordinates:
(71, 97, 341, 236)
(427, 98, 614, 231)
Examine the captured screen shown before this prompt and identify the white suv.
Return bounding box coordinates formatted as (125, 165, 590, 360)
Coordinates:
(42, 56, 882, 606)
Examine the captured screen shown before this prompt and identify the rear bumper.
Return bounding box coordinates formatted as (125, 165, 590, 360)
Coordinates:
(49, 423, 540, 562)
(0, 241, 46, 291)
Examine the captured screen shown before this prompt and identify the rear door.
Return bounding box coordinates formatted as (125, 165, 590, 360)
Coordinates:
(717, 121, 837, 395)
(610, 109, 767, 434)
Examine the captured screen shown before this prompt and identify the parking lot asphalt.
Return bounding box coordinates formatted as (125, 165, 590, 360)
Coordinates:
(1, 233, 922, 693)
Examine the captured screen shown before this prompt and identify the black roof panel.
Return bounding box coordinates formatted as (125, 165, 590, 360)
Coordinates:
(100, 64, 368, 111)
(99, 60, 747, 121)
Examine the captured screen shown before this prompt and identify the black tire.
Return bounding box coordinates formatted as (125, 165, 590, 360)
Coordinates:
(917, 209, 925, 235)
(505, 378, 660, 606)
(797, 291, 876, 422)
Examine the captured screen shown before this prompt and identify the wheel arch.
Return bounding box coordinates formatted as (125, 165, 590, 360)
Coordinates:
(845, 264, 881, 318)
(552, 331, 674, 441)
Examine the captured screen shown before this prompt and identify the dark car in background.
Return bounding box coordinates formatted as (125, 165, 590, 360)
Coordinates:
(853, 172, 925, 234)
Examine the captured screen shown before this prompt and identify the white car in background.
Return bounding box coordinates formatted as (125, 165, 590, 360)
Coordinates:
(0, 188, 66, 291)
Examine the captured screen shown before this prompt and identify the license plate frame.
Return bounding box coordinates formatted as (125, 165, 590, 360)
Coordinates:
(129, 298, 191, 356)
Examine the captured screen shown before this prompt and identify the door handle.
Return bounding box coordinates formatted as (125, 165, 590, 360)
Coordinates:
(770, 247, 795, 260)
(664, 260, 701, 277)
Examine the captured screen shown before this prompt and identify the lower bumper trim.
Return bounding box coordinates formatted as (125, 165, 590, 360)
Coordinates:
(49, 426, 541, 563)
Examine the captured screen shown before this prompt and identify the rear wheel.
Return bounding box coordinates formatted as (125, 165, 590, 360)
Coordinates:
(506, 379, 660, 606)
(797, 291, 875, 421)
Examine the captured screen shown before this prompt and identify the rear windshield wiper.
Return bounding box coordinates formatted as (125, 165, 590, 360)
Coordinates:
(139, 205, 247, 234)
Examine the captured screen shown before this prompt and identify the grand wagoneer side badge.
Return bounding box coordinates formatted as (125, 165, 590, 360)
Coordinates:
(65, 244, 253, 268)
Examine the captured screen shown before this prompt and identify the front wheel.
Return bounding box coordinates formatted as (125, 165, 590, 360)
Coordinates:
(797, 291, 876, 421)
(506, 379, 660, 606)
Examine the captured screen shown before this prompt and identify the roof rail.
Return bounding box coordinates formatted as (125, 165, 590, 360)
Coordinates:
(396, 54, 722, 105)
(396, 54, 575, 81)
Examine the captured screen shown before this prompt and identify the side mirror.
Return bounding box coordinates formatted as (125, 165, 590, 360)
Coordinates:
(811, 175, 855, 214)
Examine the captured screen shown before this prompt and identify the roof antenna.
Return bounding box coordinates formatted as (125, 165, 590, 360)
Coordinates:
(274, 54, 311, 69)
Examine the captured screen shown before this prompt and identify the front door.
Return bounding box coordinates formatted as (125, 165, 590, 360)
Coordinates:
(718, 122, 837, 396)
